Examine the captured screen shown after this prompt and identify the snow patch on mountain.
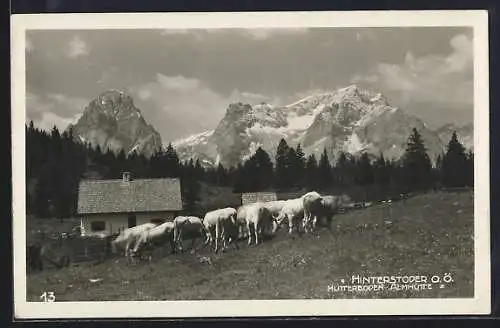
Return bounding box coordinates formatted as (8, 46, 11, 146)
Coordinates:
(283, 113, 316, 131)
(344, 133, 372, 154)
(172, 130, 214, 148)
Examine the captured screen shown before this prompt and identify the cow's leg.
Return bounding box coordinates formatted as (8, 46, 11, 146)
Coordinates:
(247, 222, 253, 245)
(202, 228, 210, 247)
(125, 240, 131, 257)
(221, 226, 228, 252)
(233, 229, 240, 250)
(179, 228, 187, 253)
(302, 210, 310, 233)
(254, 223, 260, 245)
(204, 227, 213, 247)
(214, 223, 220, 253)
(312, 215, 318, 231)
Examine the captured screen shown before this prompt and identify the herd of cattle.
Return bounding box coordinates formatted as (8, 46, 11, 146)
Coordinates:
(111, 191, 353, 261)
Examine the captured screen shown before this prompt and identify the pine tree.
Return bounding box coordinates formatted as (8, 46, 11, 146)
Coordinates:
(373, 153, 389, 186)
(305, 154, 318, 190)
(275, 139, 290, 190)
(441, 131, 469, 188)
(466, 149, 474, 187)
(318, 148, 332, 190)
(115, 149, 127, 178)
(233, 162, 246, 193)
(401, 128, 433, 191)
(335, 151, 349, 186)
(434, 153, 444, 187)
(194, 159, 204, 181)
(164, 143, 181, 177)
(356, 152, 374, 186)
(216, 162, 228, 186)
(248, 147, 274, 191)
(295, 143, 306, 185)
(286, 147, 298, 188)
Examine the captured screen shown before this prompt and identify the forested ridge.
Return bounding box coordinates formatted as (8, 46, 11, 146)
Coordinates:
(26, 121, 473, 219)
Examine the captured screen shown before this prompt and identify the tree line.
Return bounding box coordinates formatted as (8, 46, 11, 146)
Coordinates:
(26, 121, 473, 219)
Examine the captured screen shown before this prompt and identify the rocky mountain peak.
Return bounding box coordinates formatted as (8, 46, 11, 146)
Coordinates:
(68, 89, 162, 158)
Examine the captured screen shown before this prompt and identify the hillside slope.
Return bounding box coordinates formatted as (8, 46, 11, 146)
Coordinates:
(27, 190, 473, 301)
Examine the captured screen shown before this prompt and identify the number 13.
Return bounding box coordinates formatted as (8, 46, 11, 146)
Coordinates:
(40, 291, 55, 302)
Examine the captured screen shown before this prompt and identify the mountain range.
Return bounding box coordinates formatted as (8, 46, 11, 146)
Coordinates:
(66, 85, 473, 167)
(172, 84, 473, 167)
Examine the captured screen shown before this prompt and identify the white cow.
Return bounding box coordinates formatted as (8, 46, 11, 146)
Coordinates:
(172, 216, 206, 252)
(302, 191, 323, 232)
(262, 200, 287, 218)
(130, 221, 176, 259)
(275, 197, 306, 236)
(202, 207, 238, 253)
(317, 194, 353, 228)
(245, 203, 278, 245)
(111, 223, 157, 257)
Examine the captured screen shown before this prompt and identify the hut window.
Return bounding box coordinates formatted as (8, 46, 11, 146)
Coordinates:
(90, 221, 106, 232)
(151, 218, 165, 225)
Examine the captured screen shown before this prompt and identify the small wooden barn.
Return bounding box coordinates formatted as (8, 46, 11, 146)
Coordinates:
(77, 172, 183, 237)
(241, 191, 278, 205)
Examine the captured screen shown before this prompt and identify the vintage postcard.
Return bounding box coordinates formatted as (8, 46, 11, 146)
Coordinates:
(11, 10, 490, 319)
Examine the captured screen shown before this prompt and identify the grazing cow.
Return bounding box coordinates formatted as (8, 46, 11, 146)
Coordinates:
(262, 200, 288, 218)
(173, 216, 206, 252)
(275, 197, 306, 236)
(202, 207, 238, 253)
(302, 191, 323, 232)
(245, 203, 278, 245)
(235, 204, 252, 239)
(130, 221, 176, 259)
(317, 194, 353, 229)
(111, 223, 157, 257)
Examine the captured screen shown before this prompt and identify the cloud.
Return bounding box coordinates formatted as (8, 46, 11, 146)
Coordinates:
(138, 89, 152, 100)
(351, 33, 473, 108)
(157, 75, 202, 92)
(26, 91, 88, 132)
(129, 74, 281, 141)
(66, 35, 89, 58)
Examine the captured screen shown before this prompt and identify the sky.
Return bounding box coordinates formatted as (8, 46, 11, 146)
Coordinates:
(25, 26, 474, 143)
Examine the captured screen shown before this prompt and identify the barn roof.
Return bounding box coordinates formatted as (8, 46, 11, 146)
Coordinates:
(77, 177, 183, 214)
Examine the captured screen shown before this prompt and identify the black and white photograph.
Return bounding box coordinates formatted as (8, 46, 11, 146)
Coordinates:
(11, 11, 490, 318)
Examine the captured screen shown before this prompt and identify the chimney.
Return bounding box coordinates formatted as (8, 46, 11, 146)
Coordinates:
(122, 172, 130, 182)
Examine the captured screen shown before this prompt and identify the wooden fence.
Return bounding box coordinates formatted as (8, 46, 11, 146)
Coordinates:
(27, 229, 115, 274)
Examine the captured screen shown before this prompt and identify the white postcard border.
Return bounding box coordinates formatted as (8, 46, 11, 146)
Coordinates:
(11, 10, 491, 319)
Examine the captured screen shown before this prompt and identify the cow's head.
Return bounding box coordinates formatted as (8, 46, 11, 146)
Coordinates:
(271, 217, 279, 234)
(230, 212, 238, 225)
(274, 211, 287, 228)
